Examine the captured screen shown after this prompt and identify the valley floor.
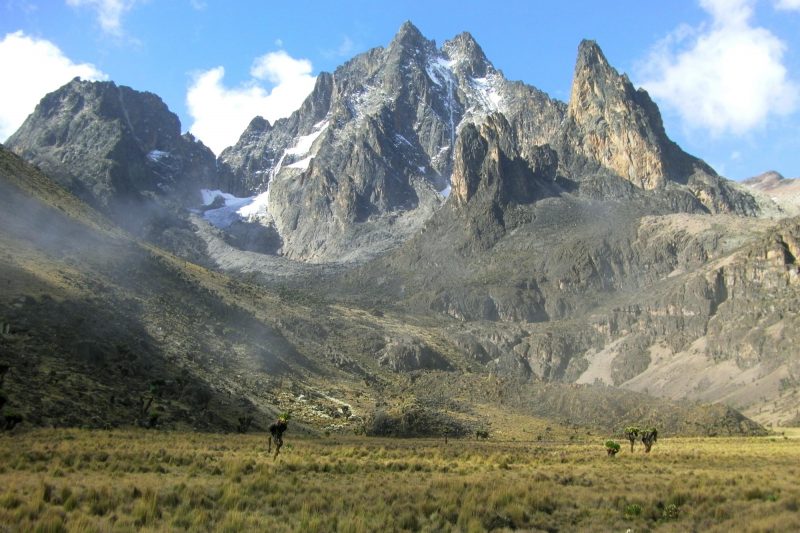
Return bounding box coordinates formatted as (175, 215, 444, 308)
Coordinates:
(1, 429, 798, 532)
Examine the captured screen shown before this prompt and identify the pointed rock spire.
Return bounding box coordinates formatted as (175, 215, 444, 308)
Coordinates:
(390, 20, 426, 48)
(566, 39, 679, 190)
(574, 39, 610, 71)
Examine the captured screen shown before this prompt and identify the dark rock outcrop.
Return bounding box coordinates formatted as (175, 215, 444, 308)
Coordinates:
(6, 78, 219, 231)
(378, 337, 452, 372)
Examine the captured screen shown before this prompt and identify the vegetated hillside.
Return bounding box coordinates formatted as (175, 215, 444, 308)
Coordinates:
(0, 146, 765, 436)
(0, 146, 301, 432)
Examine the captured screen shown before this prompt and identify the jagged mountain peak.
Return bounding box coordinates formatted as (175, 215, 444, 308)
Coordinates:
(396, 20, 424, 38)
(573, 39, 641, 91)
(389, 20, 429, 50)
(11, 24, 755, 267)
(442, 31, 490, 77)
(446, 30, 481, 48)
(15, 77, 189, 157)
(245, 116, 271, 134)
(217, 26, 755, 261)
(561, 40, 756, 215)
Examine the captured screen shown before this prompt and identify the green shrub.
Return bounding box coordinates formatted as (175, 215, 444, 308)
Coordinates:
(662, 503, 679, 520)
(605, 440, 621, 457)
(624, 503, 642, 518)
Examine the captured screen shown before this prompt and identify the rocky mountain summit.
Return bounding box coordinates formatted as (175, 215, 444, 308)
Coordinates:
(559, 41, 754, 217)
(212, 23, 756, 263)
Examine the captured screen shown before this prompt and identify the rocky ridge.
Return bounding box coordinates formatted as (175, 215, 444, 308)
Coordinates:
(743, 171, 800, 216)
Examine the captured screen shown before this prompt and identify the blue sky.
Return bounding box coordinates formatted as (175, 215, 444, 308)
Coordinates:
(1, 0, 798, 180)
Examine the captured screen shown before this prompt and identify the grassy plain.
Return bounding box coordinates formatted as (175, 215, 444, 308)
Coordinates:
(0, 429, 798, 532)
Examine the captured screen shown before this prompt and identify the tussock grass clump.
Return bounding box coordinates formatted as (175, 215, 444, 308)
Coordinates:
(0, 429, 798, 531)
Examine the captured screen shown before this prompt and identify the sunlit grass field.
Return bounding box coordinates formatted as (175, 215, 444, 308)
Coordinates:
(1, 429, 798, 532)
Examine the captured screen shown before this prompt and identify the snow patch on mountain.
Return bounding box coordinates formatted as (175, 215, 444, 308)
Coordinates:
(286, 121, 329, 157)
(198, 187, 278, 228)
(200, 188, 256, 228)
(236, 190, 271, 221)
(470, 74, 504, 112)
(394, 133, 413, 147)
(287, 156, 312, 170)
(147, 150, 169, 162)
(425, 56, 454, 87)
(349, 84, 393, 120)
(425, 54, 458, 158)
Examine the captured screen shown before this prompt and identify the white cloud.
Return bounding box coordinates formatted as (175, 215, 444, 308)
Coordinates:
(637, 0, 798, 136)
(186, 51, 316, 154)
(0, 31, 107, 141)
(250, 51, 313, 84)
(775, 0, 800, 10)
(66, 0, 137, 36)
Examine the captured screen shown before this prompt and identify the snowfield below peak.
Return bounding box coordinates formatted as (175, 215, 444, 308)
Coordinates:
(199, 188, 273, 228)
(469, 74, 504, 113)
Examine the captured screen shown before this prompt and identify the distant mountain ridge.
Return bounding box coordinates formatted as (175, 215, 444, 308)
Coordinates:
(742, 171, 800, 217)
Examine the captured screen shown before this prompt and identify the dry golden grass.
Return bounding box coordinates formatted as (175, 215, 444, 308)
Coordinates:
(0, 429, 798, 532)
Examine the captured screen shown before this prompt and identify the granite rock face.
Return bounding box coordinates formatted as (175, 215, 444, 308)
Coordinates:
(562, 40, 688, 190)
(451, 113, 558, 207)
(558, 41, 756, 215)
